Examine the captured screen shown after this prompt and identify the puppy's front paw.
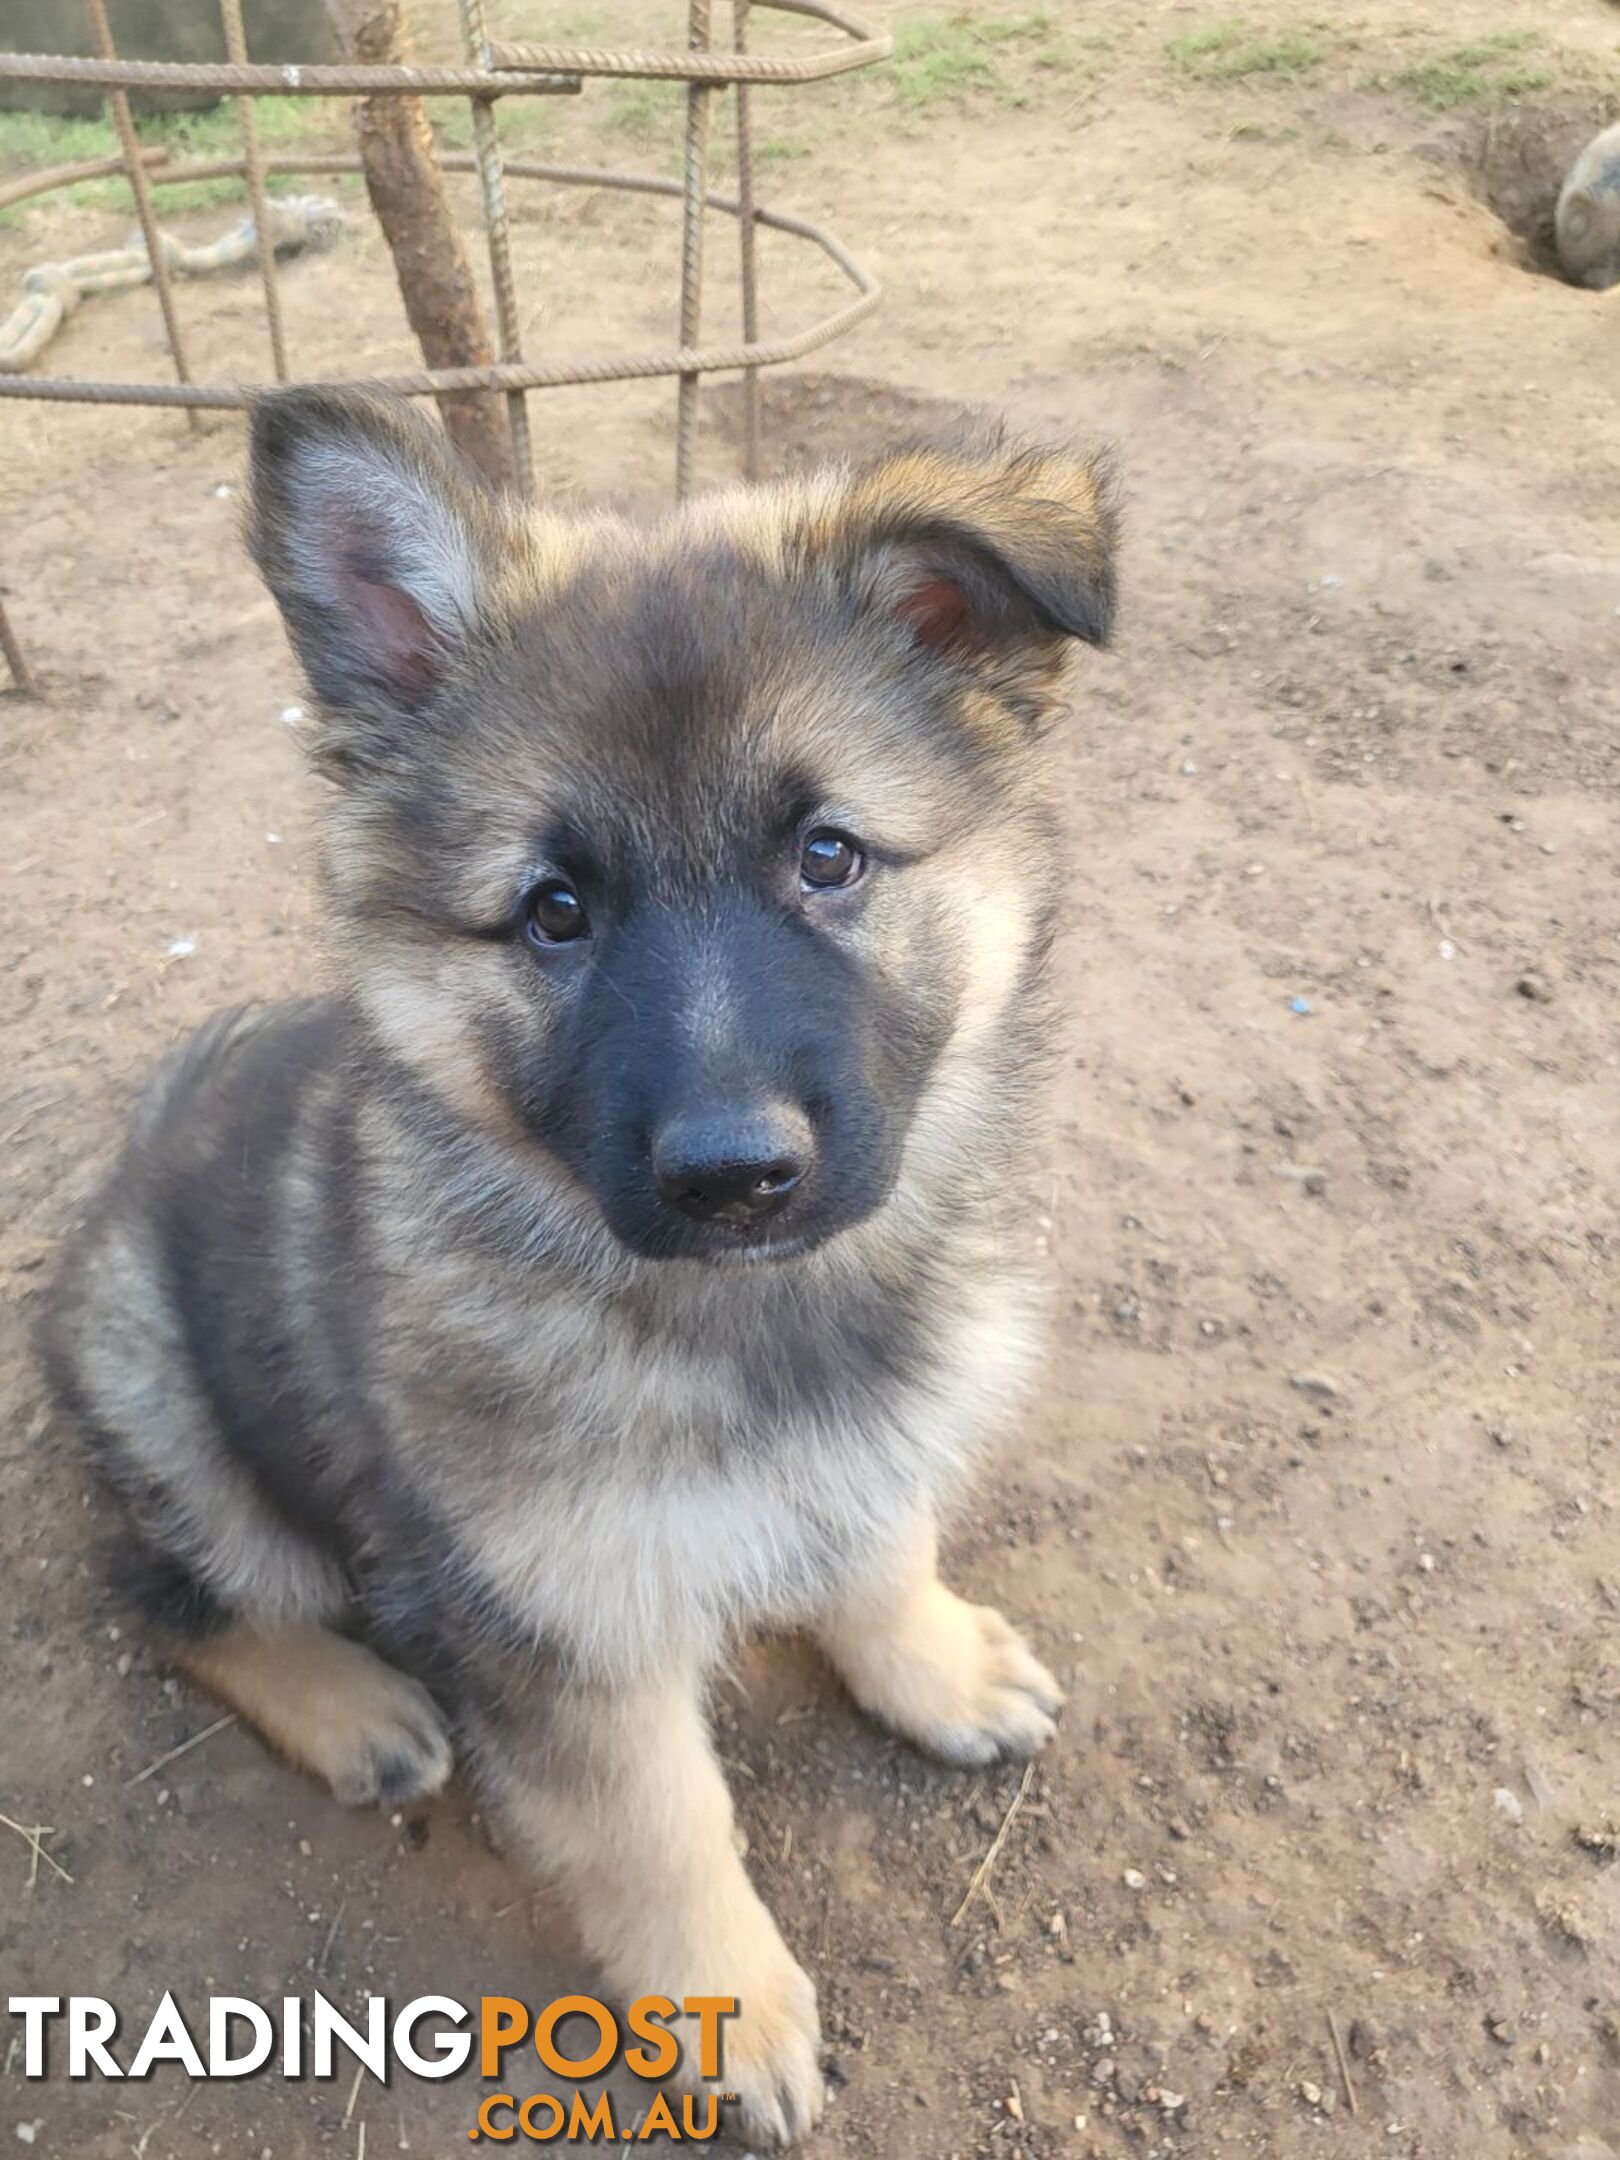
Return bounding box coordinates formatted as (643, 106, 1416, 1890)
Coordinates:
(316, 1655, 455, 1807)
(708, 1936, 824, 2149)
(182, 1623, 453, 1809)
(832, 1585, 1063, 1767)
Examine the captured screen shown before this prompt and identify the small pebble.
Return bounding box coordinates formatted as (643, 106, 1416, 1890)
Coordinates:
(1300, 2079, 1323, 2106)
(1122, 1868, 1147, 1890)
(1493, 1788, 1524, 1825)
(1525, 1762, 1555, 1810)
(1288, 1370, 1341, 1401)
(1516, 973, 1552, 1002)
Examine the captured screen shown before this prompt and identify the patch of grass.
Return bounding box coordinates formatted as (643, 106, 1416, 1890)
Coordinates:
(0, 106, 119, 176)
(1386, 31, 1551, 111)
(882, 8, 1082, 115)
(888, 18, 1004, 110)
(601, 74, 687, 152)
(433, 96, 557, 156)
(973, 10, 1062, 48)
(1166, 20, 1332, 82)
(604, 77, 685, 141)
(1227, 119, 1302, 142)
(496, 0, 615, 37)
(0, 97, 334, 181)
(0, 95, 344, 227)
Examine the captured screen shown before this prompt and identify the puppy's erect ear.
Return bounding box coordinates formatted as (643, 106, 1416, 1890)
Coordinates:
(798, 430, 1118, 701)
(247, 387, 513, 768)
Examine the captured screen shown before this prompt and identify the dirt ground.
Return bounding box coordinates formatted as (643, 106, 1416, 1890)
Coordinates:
(3, 2, 1620, 2155)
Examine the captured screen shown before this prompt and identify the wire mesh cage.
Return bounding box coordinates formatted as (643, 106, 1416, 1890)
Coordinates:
(0, 0, 890, 691)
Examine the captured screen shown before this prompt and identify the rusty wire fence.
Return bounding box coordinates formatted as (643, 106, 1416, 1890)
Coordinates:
(0, 0, 890, 692)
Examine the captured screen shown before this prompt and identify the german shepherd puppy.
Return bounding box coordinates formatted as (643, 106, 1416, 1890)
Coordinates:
(45, 388, 1116, 2145)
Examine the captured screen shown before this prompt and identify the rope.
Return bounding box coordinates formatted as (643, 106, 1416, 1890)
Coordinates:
(0, 199, 341, 372)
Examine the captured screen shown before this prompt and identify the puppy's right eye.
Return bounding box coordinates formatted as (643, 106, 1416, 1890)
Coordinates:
(524, 878, 589, 947)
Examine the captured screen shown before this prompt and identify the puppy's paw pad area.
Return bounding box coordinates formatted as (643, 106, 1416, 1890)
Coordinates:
(715, 1955, 825, 2150)
(915, 1604, 1063, 1766)
(181, 1623, 455, 1810)
(299, 1650, 453, 1808)
(838, 1593, 1064, 1768)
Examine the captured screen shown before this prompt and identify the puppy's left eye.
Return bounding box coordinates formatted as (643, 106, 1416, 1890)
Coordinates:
(800, 829, 865, 891)
(524, 877, 590, 946)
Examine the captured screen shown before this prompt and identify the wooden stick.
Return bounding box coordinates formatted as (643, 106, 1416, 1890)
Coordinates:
(124, 1711, 236, 1786)
(0, 1813, 73, 1885)
(1327, 2007, 1359, 2118)
(327, 0, 513, 487)
(950, 1761, 1034, 1928)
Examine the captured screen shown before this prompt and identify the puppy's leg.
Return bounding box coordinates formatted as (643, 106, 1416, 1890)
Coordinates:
(817, 1515, 1062, 1766)
(484, 1662, 823, 2151)
(179, 1621, 453, 1807)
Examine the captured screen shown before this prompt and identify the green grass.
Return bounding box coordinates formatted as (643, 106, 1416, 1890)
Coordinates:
(1227, 119, 1302, 142)
(1165, 19, 1332, 82)
(0, 84, 572, 229)
(0, 95, 344, 225)
(1385, 30, 1551, 111)
(0, 93, 334, 176)
(602, 76, 687, 145)
(493, 0, 615, 36)
(433, 95, 558, 156)
(888, 17, 1005, 109)
(882, 8, 1088, 115)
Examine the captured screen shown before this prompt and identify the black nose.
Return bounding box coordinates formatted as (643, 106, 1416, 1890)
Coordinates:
(652, 1108, 811, 1228)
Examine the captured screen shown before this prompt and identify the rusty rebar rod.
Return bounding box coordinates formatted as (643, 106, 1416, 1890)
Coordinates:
(675, 0, 715, 501)
(458, 0, 530, 490)
(0, 2, 889, 467)
(0, 162, 880, 406)
(487, 0, 889, 83)
(733, 0, 761, 482)
(219, 0, 288, 381)
(83, 0, 200, 430)
(0, 54, 580, 96)
(0, 144, 169, 213)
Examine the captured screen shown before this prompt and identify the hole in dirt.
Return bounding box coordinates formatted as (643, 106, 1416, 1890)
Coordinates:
(703, 372, 978, 475)
(1456, 91, 1614, 282)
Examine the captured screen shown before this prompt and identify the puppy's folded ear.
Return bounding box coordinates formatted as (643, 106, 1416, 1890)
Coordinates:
(797, 429, 1118, 706)
(247, 387, 514, 770)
